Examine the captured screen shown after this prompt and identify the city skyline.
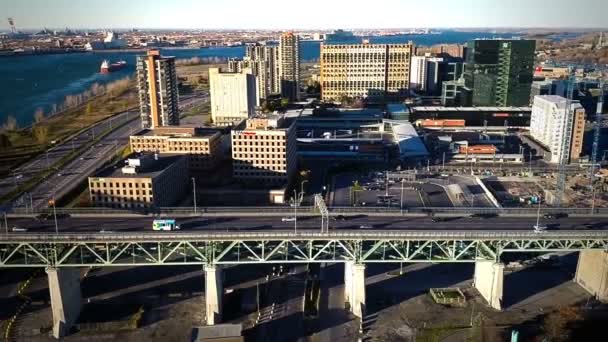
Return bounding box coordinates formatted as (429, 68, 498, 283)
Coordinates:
(2, 0, 608, 30)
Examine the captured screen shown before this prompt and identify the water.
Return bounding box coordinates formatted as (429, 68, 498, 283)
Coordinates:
(0, 30, 561, 127)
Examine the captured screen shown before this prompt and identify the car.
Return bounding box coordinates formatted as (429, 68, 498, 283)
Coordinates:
(99, 229, 114, 233)
(36, 213, 51, 221)
(431, 216, 445, 222)
(543, 213, 556, 219)
(55, 213, 70, 220)
(281, 217, 296, 222)
(359, 225, 373, 229)
(335, 215, 347, 221)
(533, 224, 548, 233)
(470, 213, 498, 219)
(11, 226, 28, 232)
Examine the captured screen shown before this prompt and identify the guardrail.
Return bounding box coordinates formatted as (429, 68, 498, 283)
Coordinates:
(5, 205, 608, 216)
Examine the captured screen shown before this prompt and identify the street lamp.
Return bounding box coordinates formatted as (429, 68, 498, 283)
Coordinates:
(400, 179, 405, 214)
(191, 177, 197, 214)
(300, 180, 309, 205)
(293, 190, 298, 234)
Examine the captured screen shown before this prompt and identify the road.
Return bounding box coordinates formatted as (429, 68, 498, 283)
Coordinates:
(4, 215, 608, 233)
(17, 115, 142, 210)
(0, 111, 139, 201)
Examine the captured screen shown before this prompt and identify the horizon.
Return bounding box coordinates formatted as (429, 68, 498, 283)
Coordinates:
(2, 0, 608, 31)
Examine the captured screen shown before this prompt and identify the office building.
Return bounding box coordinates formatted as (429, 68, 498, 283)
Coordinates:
(410, 56, 428, 91)
(279, 32, 301, 101)
(129, 127, 223, 171)
(425, 57, 445, 94)
(88, 154, 187, 208)
(209, 68, 258, 126)
(320, 43, 413, 102)
(441, 78, 466, 106)
(463, 39, 536, 107)
(231, 116, 297, 186)
(534, 66, 570, 80)
(529, 95, 585, 164)
(137, 50, 180, 129)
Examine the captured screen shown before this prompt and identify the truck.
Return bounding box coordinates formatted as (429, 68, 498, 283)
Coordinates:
(152, 219, 180, 231)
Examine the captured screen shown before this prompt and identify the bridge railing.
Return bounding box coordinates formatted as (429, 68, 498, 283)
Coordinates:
(6, 206, 608, 216)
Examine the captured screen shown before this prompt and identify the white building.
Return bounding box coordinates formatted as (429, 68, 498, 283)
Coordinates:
(409, 56, 428, 91)
(209, 68, 258, 126)
(529, 95, 585, 164)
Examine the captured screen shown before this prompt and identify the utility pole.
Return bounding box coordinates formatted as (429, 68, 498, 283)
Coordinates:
(529, 151, 532, 176)
(442, 152, 445, 170)
(51, 197, 58, 234)
(191, 177, 197, 214)
(4, 212, 7, 234)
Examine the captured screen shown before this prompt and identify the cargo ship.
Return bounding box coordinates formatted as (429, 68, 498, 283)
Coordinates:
(100, 60, 126, 73)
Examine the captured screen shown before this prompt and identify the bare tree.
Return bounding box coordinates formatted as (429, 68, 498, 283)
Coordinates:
(3, 115, 18, 131)
(34, 107, 46, 123)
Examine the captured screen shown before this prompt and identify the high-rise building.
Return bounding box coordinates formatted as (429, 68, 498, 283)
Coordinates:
(279, 32, 300, 101)
(463, 39, 535, 107)
(409, 56, 428, 91)
(231, 116, 297, 186)
(209, 68, 258, 126)
(136, 50, 180, 129)
(529, 95, 585, 164)
(230, 44, 281, 101)
(320, 43, 413, 102)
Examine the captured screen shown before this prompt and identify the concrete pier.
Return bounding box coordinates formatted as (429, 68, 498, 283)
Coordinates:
(46, 267, 82, 339)
(473, 260, 503, 310)
(575, 250, 608, 301)
(204, 265, 223, 325)
(344, 262, 366, 318)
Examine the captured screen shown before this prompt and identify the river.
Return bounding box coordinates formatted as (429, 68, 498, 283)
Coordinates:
(0, 30, 528, 126)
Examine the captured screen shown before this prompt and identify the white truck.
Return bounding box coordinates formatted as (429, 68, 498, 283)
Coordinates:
(152, 219, 180, 231)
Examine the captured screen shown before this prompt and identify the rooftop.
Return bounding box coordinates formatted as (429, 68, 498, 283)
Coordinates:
(93, 153, 183, 179)
(135, 127, 221, 139)
(412, 106, 531, 112)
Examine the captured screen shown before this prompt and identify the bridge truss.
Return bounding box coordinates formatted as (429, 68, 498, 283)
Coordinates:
(1, 231, 607, 267)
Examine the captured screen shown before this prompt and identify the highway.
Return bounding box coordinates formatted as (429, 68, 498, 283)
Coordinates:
(0, 111, 139, 201)
(20, 114, 142, 209)
(4, 215, 608, 233)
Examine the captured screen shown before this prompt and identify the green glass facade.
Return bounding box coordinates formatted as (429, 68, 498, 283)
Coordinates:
(463, 39, 536, 107)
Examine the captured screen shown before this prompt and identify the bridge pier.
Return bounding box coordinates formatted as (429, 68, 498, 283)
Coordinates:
(204, 265, 223, 325)
(473, 260, 503, 310)
(344, 261, 366, 318)
(575, 250, 608, 301)
(46, 267, 82, 339)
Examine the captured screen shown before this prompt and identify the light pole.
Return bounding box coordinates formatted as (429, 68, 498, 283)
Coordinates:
(529, 151, 532, 176)
(191, 177, 197, 214)
(50, 197, 58, 234)
(3, 212, 7, 234)
(535, 195, 542, 228)
(293, 190, 298, 234)
(400, 179, 405, 214)
(442, 152, 446, 170)
(300, 180, 309, 205)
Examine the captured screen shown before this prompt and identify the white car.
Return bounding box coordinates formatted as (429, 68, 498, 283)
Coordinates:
(282, 217, 296, 222)
(359, 225, 373, 229)
(533, 224, 547, 233)
(11, 226, 28, 232)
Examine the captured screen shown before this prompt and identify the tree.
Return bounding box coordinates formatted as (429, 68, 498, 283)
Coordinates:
(3, 115, 18, 131)
(33, 125, 49, 144)
(280, 97, 290, 108)
(85, 103, 94, 115)
(34, 108, 45, 123)
(542, 306, 582, 342)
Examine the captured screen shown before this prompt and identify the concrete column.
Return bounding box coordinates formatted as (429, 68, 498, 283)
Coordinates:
(473, 260, 503, 310)
(344, 261, 366, 318)
(46, 267, 82, 339)
(344, 261, 353, 305)
(575, 250, 608, 301)
(204, 265, 223, 325)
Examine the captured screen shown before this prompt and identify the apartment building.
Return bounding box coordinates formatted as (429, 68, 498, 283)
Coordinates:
(136, 49, 180, 129)
(231, 116, 296, 186)
(228, 44, 280, 101)
(279, 32, 300, 101)
(209, 67, 258, 126)
(129, 127, 222, 171)
(320, 43, 413, 102)
(529, 95, 585, 164)
(88, 154, 187, 208)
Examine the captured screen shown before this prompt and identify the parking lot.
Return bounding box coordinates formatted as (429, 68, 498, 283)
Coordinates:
(331, 172, 453, 208)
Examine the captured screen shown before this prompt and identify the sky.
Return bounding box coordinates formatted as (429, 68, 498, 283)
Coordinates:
(1, 0, 607, 30)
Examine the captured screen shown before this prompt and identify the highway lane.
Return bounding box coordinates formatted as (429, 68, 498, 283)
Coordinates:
(25, 116, 142, 209)
(4, 215, 608, 233)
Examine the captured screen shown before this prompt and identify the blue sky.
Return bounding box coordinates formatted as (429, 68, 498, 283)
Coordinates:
(1, 0, 607, 30)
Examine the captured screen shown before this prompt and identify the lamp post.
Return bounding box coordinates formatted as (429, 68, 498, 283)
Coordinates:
(300, 180, 308, 205)
(400, 179, 405, 214)
(191, 177, 197, 214)
(293, 190, 298, 234)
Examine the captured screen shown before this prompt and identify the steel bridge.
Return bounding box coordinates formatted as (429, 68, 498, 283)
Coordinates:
(1, 230, 608, 267)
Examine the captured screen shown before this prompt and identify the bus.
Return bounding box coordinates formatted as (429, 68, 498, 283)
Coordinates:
(152, 219, 180, 231)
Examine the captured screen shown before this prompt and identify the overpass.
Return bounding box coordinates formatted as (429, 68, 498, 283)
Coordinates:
(2, 229, 608, 337)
